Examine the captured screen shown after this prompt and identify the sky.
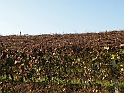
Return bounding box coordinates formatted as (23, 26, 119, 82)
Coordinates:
(0, 0, 124, 35)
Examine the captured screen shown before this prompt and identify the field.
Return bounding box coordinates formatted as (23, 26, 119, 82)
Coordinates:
(0, 30, 124, 93)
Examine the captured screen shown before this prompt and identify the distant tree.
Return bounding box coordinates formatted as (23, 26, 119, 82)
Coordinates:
(20, 31, 21, 36)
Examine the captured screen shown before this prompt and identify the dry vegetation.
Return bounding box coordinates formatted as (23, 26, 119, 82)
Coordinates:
(0, 30, 124, 93)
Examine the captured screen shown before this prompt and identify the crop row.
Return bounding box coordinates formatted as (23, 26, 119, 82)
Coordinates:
(0, 30, 124, 92)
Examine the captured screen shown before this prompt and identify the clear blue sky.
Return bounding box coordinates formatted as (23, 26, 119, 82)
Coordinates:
(0, 0, 124, 35)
